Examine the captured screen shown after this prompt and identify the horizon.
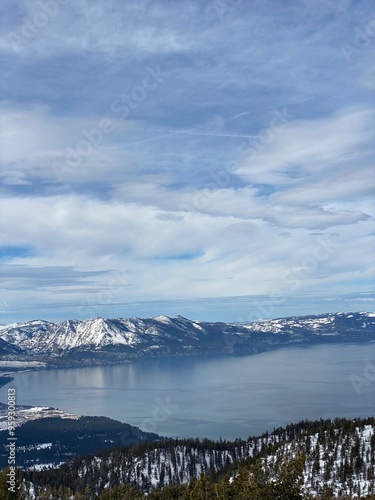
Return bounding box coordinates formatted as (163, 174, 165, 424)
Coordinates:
(2, 303, 374, 326)
(1, 0, 374, 325)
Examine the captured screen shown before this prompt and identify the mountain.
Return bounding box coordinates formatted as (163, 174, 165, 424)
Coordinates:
(6, 416, 375, 499)
(0, 312, 374, 368)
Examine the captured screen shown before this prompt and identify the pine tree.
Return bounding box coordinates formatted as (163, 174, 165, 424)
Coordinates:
(189, 474, 216, 500)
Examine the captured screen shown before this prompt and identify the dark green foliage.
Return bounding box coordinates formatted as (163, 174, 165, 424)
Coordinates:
(0, 415, 159, 469)
(0, 467, 27, 499)
(2, 416, 374, 499)
(97, 483, 144, 499)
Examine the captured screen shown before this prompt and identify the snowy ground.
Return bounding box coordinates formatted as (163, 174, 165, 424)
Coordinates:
(0, 361, 47, 368)
(0, 404, 80, 431)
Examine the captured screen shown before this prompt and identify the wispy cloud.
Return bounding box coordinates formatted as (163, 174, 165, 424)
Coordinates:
(0, 0, 374, 322)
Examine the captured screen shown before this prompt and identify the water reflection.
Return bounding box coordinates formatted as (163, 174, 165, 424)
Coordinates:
(10, 343, 375, 440)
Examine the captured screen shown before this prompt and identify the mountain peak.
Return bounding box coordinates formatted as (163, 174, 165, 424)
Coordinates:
(153, 315, 173, 323)
(0, 312, 374, 368)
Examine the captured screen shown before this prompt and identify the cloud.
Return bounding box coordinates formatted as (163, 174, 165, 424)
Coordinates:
(0, 263, 105, 291)
(235, 107, 375, 186)
(1, 0, 208, 57)
(0, 0, 374, 322)
(0, 192, 373, 306)
(0, 101, 146, 187)
(273, 165, 375, 205)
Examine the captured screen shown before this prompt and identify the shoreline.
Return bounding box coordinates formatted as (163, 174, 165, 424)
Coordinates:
(1, 336, 375, 377)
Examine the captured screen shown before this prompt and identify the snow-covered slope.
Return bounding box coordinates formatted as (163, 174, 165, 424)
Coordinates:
(19, 416, 375, 498)
(123, 422, 375, 497)
(0, 312, 374, 367)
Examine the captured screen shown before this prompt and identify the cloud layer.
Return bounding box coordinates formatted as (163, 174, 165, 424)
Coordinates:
(1, 0, 374, 322)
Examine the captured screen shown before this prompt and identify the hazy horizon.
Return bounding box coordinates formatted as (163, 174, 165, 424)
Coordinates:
(1, 296, 374, 325)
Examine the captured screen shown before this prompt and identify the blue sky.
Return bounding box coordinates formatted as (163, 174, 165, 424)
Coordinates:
(0, 0, 374, 323)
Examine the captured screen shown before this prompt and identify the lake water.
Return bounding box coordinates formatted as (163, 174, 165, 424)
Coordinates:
(9, 343, 375, 440)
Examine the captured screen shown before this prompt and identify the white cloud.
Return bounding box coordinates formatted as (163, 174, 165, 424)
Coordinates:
(1, 0, 207, 57)
(0, 0, 374, 321)
(235, 107, 375, 186)
(1, 191, 373, 312)
(0, 102, 145, 185)
(276, 163, 374, 199)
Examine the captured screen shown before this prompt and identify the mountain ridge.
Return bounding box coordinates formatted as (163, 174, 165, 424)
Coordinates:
(5, 415, 375, 499)
(0, 311, 374, 369)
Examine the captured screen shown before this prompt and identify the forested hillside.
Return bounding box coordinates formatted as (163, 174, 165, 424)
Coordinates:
(0, 415, 159, 469)
(1, 416, 373, 499)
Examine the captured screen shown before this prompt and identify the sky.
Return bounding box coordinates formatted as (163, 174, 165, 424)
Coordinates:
(0, 0, 374, 324)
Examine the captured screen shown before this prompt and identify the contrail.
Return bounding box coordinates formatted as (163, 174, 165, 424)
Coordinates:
(112, 110, 258, 149)
(182, 130, 257, 139)
(110, 129, 257, 149)
(109, 130, 186, 148)
(111, 98, 311, 149)
(228, 110, 255, 120)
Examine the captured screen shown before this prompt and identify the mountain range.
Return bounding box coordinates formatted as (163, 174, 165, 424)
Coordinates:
(0, 311, 374, 368)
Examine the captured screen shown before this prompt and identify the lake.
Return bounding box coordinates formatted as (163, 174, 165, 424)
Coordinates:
(9, 343, 375, 440)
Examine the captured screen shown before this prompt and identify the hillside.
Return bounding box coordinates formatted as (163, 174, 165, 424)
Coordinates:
(0, 413, 159, 470)
(2, 416, 374, 499)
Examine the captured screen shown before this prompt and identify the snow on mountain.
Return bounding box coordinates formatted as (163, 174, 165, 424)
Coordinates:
(264, 421, 375, 498)
(0, 317, 143, 354)
(21, 416, 374, 498)
(0, 312, 374, 367)
(0, 404, 80, 432)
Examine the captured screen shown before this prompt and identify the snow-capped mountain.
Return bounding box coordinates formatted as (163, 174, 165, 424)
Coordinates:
(0, 312, 374, 368)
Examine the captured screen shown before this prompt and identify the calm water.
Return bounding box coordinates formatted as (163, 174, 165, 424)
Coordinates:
(8, 343, 375, 440)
